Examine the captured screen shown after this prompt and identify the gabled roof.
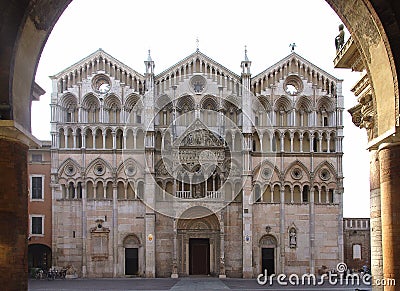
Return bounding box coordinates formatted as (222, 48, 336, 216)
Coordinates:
(50, 48, 144, 80)
(155, 50, 241, 81)
(252, 52, 342, 82)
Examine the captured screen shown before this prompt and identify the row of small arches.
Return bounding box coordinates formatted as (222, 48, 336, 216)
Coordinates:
(56, 126, 338, 153)
(60, 180, 144, 200)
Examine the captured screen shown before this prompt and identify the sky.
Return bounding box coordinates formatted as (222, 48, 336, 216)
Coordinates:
(32, 0, 370, 217)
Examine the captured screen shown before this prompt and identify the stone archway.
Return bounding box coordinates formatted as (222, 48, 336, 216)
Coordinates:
(1, 1, 400, 290)
(177, 207, 221, 276)
(122, 234, 143, 277)
(259, 235, 278, 276)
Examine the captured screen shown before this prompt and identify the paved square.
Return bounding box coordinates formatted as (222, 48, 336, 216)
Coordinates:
(28, 278, 372, 291)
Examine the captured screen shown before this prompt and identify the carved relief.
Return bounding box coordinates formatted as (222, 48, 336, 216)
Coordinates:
(359, 94, 375, 141)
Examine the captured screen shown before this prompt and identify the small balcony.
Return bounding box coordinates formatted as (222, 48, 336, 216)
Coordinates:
(174, 190, 222, 200)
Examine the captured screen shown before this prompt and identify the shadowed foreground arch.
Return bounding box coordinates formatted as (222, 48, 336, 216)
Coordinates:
(1, 0, 400, 290)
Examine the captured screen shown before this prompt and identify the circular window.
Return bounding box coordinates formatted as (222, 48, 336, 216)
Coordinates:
(65, 164, 76, 176)
(291, 167, 303, 180)
(94, 163, 106, 176)
(124, 164, 136, 176)
(262, 168, 271, 179)
(283, 75, 303, 96)
(190, 75, 207, 94)
(92, 74, 111, 94)
(320, 169, 331, 181)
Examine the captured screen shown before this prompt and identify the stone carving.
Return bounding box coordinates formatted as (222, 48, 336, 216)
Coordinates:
(349, 93, 375, 141)
(289, 227, 297, 248)
(260, 235, 277, 247)
(359, 94, 375, 141)
(156, 161, 170, 177)
(335, 24, 345, 52)
(180, 129, 223, 147)
(220, 257, 225, 275)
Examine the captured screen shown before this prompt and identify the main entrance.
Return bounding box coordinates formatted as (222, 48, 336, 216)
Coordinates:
(177, 206, 221, 276)
(189, 238, 210, 275)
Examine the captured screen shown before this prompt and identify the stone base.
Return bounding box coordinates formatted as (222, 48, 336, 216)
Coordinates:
(171, 273, 179, 278)
(219, 274, 226, 278)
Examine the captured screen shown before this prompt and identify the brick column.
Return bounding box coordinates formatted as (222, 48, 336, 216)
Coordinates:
(370, 150, 383, 291)
(378, 143, 400, 291)
(0, 138, 29, 291)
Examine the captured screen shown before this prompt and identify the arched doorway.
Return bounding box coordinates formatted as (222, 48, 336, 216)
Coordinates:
(122, 234, 142, 276)
(177, 207, 220, 276)
(259, 235, 278, 276)
(28, 244, 52, 270)
(1, 1, 400, 290)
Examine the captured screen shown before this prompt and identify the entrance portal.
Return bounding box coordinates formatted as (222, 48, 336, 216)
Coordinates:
(189, 238, 210, 275)
(125, 248, 138, 275)
(262, 248, 275, 275)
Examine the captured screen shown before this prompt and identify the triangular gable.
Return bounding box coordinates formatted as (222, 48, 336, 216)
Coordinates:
(155, 50, 241, 82)
(50, 48, 144, 80)
(252, 52, 342, 84)
(174, 118, 224, 148)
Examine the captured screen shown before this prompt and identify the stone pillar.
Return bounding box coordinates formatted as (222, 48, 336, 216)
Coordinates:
(145, 213, 156, 277)
(242, 175, 253, 278)
(370, 149, 383, 291)
(309, 188, 315, 274)
(171, 219, 178, 278)
(378, 143, 400, 291)
(112, 184, 118, 277)
(0, 123, 37, 291)
(81, 183, 87, 277)
(279, 186, 285, 274)
(219, 210, 226, 278)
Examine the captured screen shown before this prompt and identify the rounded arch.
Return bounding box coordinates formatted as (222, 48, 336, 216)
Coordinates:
(81, 93, 100, 109)
(123, 234, 141, 247)
(59, 92, 78, 108)
(257, 95, 272, 112)
(156, 94, 172, 110)
(295, 95, 312, 112)
(274, 96, 292, 112)
(125, 93, 142, 111)
(177, 206, 220, 230)
(316, 96, 335, 112)
(200, 95, 218, 110)
(259, 234, 278, 247)
(176, 95, 195, 111)
(103, 94, 121, 110)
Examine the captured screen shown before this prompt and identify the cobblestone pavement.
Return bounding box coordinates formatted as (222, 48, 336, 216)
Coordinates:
(28, 277, 372, 291)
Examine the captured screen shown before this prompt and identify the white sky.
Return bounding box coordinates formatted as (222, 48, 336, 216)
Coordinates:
(33, 0, 370, 217)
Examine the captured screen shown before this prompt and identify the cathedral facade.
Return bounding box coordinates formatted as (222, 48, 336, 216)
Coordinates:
(50, 48, 344, 278)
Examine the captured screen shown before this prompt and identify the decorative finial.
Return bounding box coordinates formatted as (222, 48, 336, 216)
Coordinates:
(147, 49, 152, 62)
(289, 43, 297, 52)
(196, 37, 199, 52)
